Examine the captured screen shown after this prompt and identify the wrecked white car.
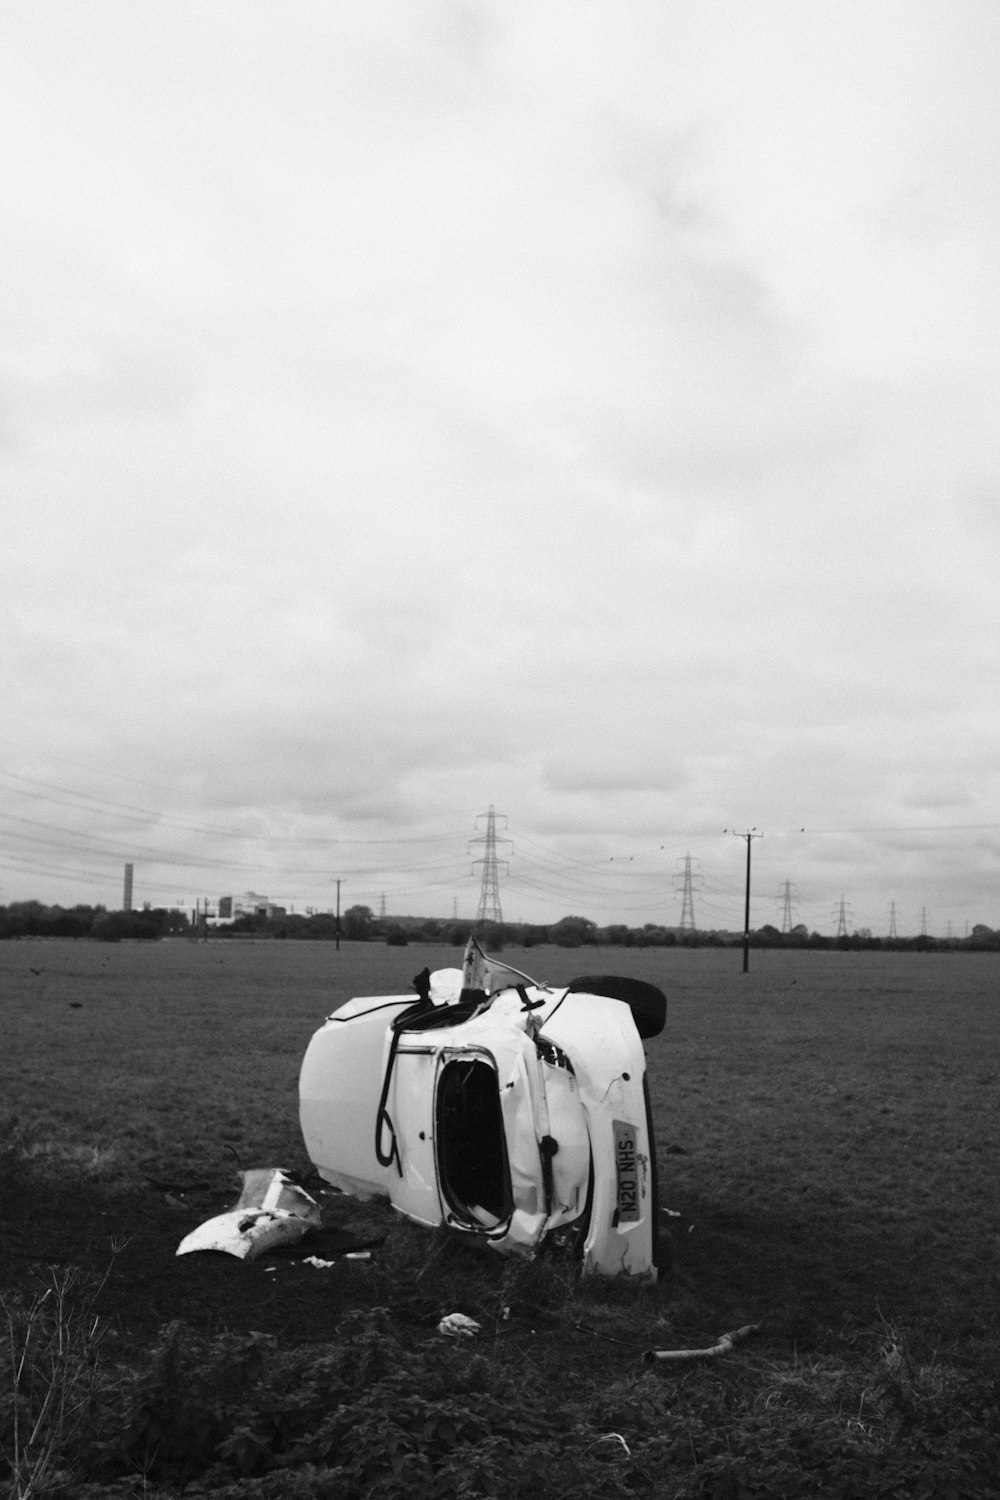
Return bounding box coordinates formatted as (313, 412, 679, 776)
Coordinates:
(299, 940, 666, 1279)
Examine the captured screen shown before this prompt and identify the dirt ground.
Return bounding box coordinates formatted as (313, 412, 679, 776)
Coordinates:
(3, 1165, 632, 1377)
(3, 1170, 421, 1348)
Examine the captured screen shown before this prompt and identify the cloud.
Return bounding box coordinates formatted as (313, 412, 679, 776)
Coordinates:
(1, 1, 999, 927)
(543, 750, 687, 797)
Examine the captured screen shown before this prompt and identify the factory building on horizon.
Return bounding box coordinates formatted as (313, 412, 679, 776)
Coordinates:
(216, 891, 287, 923)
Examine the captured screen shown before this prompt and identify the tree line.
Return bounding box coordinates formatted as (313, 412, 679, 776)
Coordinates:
(0, 901, 188, 941)
(4, 899, 1000, 951)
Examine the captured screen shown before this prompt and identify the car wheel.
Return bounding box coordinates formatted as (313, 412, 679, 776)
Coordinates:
(565, 975, 667, 1039)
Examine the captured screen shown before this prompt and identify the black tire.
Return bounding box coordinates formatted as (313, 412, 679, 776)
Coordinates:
(565, 975, 667, 1039)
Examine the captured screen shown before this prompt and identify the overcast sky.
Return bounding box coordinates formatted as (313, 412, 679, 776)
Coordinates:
(3, 0, 999, 936)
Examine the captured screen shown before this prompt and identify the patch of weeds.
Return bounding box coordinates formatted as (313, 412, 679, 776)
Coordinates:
(650, 1321, 1000, 1500)
(8, 1280, 1000, 1498)
(82, 1306, 683, 1498)
(1, 1249, 126, 1500)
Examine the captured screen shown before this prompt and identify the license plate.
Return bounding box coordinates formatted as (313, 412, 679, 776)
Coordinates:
(613, 1119, 640, 1223)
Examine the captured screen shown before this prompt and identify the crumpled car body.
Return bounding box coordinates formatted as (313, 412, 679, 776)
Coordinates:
(299, 940, 665, 1279)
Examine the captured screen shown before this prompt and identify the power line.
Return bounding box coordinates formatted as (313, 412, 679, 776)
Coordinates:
(0, 771, 465, 846)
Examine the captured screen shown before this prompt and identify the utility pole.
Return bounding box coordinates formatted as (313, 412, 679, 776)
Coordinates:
(731, 830, 762, 973)
(196, 897, 213, 942)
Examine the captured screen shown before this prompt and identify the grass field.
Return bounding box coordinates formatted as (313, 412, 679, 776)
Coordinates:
(2, 939, 998, 1497)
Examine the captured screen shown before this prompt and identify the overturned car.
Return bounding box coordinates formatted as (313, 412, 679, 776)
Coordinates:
(299, 939, 666, 1279)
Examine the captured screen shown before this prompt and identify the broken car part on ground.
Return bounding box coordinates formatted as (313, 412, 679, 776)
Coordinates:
(299, 938, 666, 1279)
(176, 1168, 321, 1262)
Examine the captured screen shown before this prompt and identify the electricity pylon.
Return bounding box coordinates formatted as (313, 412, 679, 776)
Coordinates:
(674, 853, 701, 935)
(778, 879, 797, 934)
(887, 901, 898, 940)
(834, 895, 852, 940)
(470, 805, 511, 929)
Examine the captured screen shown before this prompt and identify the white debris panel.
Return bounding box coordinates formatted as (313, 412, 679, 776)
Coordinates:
(176, 1168, 322, 1262)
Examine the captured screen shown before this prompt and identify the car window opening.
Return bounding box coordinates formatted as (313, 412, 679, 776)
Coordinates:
(436, 1058, 511, 1228)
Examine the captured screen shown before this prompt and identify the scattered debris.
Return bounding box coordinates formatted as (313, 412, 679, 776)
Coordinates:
(437, 1312, 481, 1338)
(583, 1433, 631, 1458)
(176, 1168, 322, 1262)
(301, 1255, 338, 1269)
(647, 1322, 761, 1364)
